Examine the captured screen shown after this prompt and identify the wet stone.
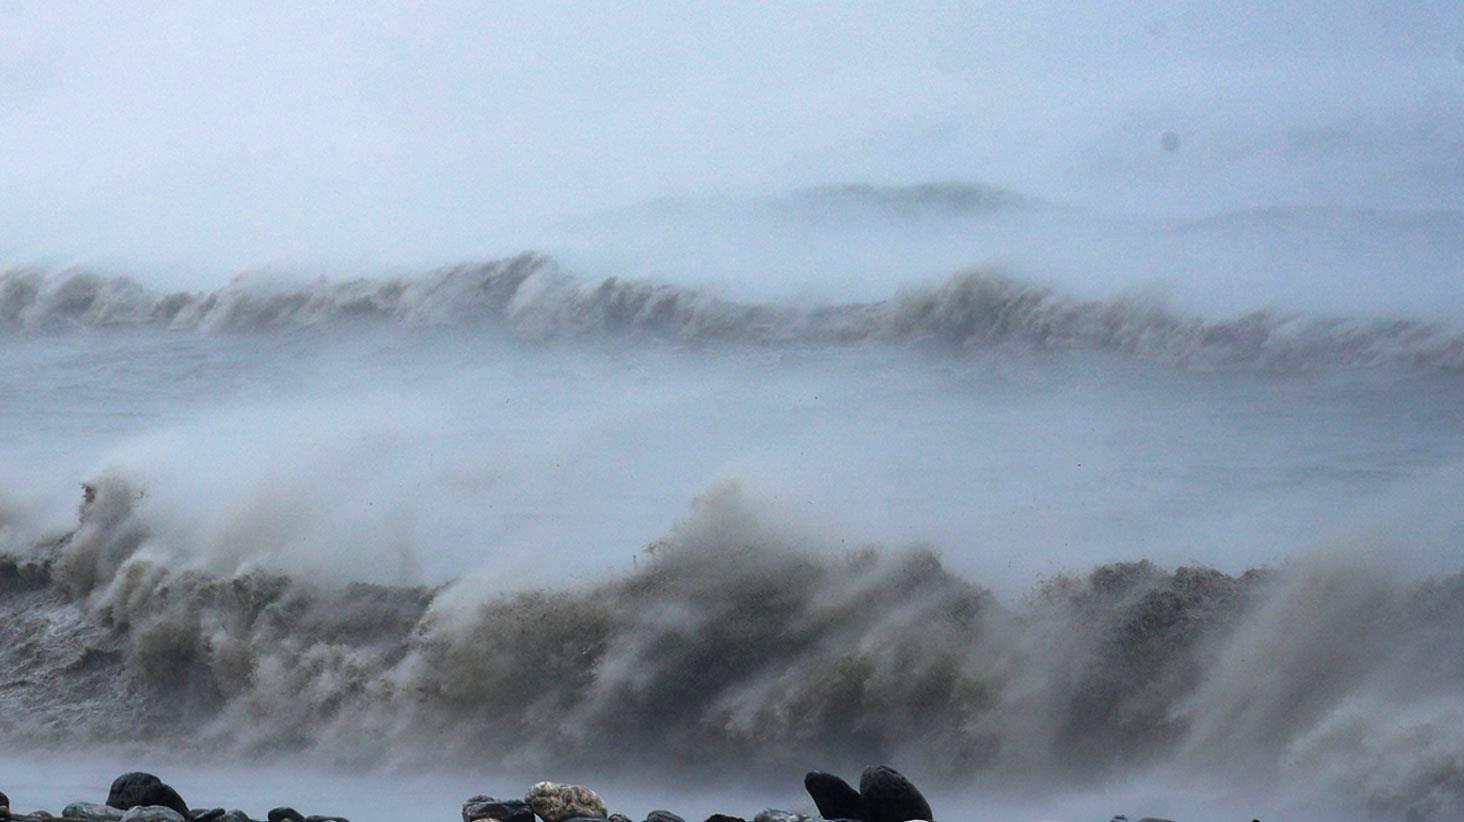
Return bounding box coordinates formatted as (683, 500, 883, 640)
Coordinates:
(64, 805, 124, 822)
(751, 812, 807, 822)
(858, 767, 932, 822)
(107, 775, 188, 821)
(803, 773, 863, 822)
(525, 783, 607, 822)
(119, 807, 186, 822)
(462, 797, 532, 822)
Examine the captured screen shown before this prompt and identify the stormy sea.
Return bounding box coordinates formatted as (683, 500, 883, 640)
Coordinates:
(2, 186, 1463, 822)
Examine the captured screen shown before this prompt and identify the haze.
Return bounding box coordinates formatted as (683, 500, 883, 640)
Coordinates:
(2, 1, 1460, 284)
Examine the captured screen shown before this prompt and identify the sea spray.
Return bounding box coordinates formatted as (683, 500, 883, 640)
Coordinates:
(3, 478, 1463, 818)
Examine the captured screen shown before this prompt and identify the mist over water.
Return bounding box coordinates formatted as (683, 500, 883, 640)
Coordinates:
(3, 3, 1464, 822)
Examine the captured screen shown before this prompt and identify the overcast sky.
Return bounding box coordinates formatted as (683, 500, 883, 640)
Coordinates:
(1, 2, 1460, 278)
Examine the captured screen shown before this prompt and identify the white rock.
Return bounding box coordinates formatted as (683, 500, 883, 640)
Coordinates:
(119, 807, 185, 822)
(525, 783, 607, 822)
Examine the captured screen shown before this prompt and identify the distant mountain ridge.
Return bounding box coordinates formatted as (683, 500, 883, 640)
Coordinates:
(786, 181, 1047, 214)
(608, 182, 1464, 231)
(609, 181, 1047, 223)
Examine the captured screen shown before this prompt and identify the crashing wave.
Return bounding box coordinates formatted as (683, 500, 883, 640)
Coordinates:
(2, 256, 1463, 371)
(3, 477, 1463, 819)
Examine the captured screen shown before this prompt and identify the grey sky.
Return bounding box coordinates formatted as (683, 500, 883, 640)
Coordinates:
(1, 1, 1460, 277)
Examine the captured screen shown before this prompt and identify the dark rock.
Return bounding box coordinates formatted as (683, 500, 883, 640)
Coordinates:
(858, 767, 932, 822)
(266, 810, 304, 822)
(704, 817, 744, 822)
(644, 812, 684, 822)
(608, 816, 632, 822)
(462, 796, 532, 822)
(106, 776, 188, 821)
(190, 810, 224, 822)
(0, 792, 8, 809)
(803, 773, 863, 821)
(303, 817, 348, 822)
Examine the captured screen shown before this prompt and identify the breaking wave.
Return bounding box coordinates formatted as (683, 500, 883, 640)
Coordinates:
(3, 477, 1463, 820)
(3, 255, 1463, 371)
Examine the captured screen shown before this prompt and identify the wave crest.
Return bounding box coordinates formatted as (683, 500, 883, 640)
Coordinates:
(3, 257, 1463, 371)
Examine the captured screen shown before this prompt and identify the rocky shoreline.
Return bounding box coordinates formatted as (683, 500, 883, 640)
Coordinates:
(0, 768, 1183, 822)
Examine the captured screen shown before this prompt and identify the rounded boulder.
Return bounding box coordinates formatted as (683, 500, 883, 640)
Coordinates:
(525, 783, 606, 822)
(106, 775, 188, 821)
(62, 804, 124, 822)
(858, 767, 931, 822)
(118, 807, 185, 822)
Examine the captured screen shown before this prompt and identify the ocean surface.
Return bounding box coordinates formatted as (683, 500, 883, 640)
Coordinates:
(3, 198, 1464, 822)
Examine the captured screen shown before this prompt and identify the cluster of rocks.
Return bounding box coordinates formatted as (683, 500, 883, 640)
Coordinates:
(463, 766, 933, 822)
(0, 768, 1183, 822)
(0, 773, 347, 822)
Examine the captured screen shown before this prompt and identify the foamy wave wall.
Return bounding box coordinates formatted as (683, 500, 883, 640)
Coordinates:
(2, 477, 1462, 819)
